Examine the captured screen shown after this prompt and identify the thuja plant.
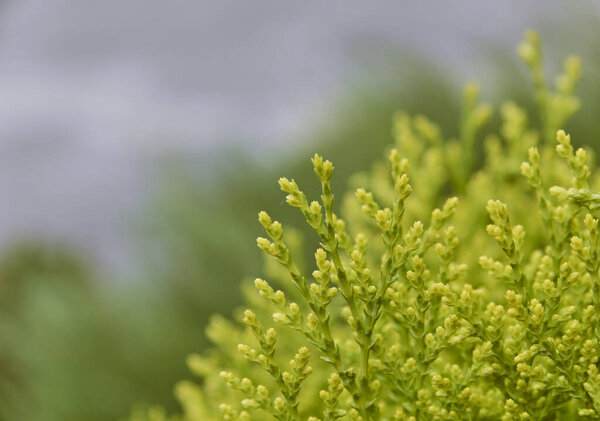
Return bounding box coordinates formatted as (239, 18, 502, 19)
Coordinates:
(128, 31, 600, 420)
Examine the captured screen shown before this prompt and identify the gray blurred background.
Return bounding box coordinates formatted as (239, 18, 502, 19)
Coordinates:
(0, 1, 599, 420)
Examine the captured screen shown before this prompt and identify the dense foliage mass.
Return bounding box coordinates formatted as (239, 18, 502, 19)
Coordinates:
(129, 32, 600, 420)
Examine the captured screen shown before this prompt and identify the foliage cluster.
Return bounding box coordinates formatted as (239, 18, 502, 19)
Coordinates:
(128, 32, 600, 420)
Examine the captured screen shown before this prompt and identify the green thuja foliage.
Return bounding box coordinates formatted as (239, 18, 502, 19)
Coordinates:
(128, 31, 600, 420)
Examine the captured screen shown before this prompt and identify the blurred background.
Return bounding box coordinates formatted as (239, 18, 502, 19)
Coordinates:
(0, 1, 599, 420)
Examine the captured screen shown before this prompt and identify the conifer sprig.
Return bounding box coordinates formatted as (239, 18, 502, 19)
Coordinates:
(127, 31, 600, 421)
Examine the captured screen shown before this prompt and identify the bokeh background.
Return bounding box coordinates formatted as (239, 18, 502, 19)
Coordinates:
(0, 1, 599, 420)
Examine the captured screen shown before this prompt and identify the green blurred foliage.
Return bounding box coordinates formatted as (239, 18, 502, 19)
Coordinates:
(0, 244, 204, 421)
